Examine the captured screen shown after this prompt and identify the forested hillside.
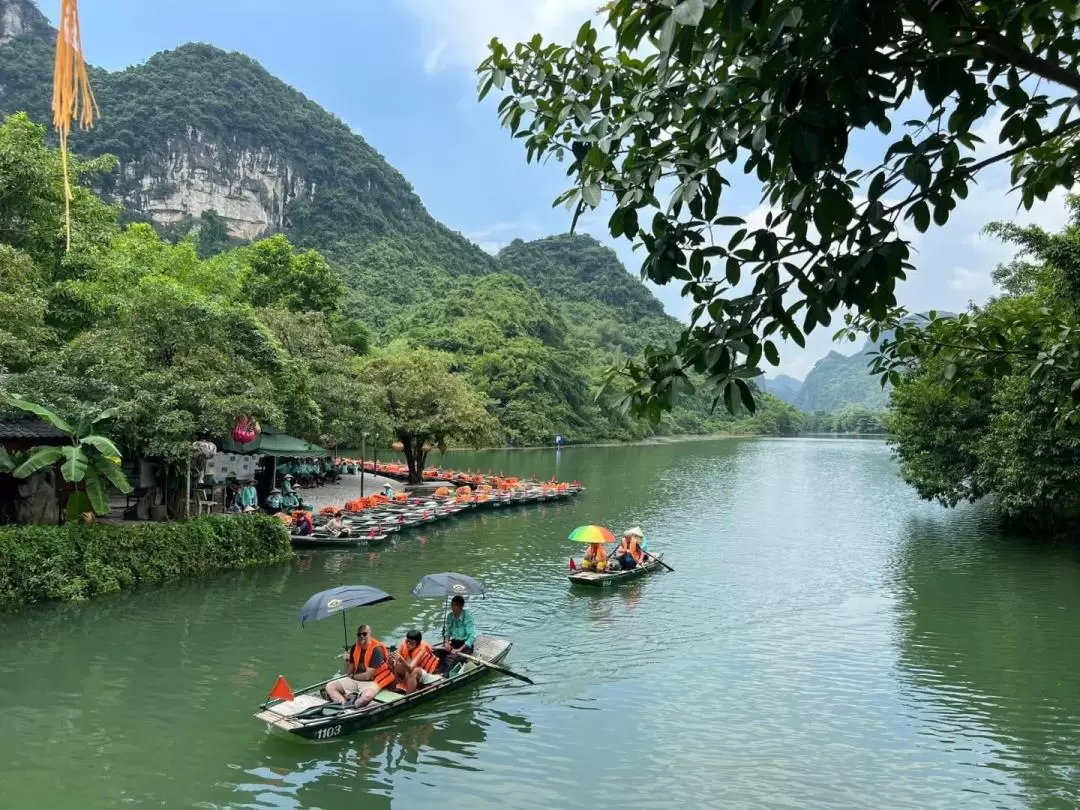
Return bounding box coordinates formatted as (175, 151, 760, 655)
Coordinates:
(794, 349, 891, 412)
(0, 1, 803, 446)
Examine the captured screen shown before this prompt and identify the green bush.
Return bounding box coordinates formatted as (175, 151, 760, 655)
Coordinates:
(0, 515, 293, 608)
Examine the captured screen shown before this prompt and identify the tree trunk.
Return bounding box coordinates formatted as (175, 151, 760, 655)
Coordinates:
(401, 435, 429, 485)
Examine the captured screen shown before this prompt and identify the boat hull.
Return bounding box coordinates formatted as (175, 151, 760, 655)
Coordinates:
(567, 554, 665, 587)
(255, 635, 513, 740)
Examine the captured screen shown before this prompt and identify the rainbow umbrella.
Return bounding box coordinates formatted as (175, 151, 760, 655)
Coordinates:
(568, 525, 616, 544)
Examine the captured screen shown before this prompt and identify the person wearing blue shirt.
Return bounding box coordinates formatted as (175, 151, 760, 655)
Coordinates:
(438, 595, 477, 675)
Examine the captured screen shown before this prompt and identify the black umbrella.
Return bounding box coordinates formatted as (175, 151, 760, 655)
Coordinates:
(411, 571, 486, 642)
(298, 585, 394, 648)
(411, 572, 487, 598)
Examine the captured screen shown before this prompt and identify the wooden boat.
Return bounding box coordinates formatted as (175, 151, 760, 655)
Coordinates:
(255, 635, 512, 740)
(567, 553, 666, 587)
(289, 533, 366, 548)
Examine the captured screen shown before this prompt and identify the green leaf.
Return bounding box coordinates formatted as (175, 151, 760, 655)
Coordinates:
(672, 0, 705, 26)
(734, 378, 756, 413)
(65, 490, 91, 523)
(93, 457, 134, 495)
(582, 184, 602, 207)
(90, 407, 119, 426)
(763, 340, 780, 366)
(84, 474, 109, 516)
(11, 446, 64, 478)
(911, 200, 931, 233)
(60, 446, 89, 483)
(3, 395, 72, 435)
(80, 434, 122, 463)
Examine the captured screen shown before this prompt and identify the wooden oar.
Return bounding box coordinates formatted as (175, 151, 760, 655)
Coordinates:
(641, 549, 674, 573)
(453, 651, 535, 685)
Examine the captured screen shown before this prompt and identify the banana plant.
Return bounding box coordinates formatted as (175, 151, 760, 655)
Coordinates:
(6, 395, 133, 520)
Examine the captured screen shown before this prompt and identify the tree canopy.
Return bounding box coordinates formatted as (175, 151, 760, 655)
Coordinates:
(479, 0, 1080, 420)
(885, 201, 1080, 534)
(0, 114, 372, 476)
(359, 348, 504, 483)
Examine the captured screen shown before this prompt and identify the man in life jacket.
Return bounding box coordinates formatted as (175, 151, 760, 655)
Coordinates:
(325, 624, 395, 708)
(390, 629, 441, 694)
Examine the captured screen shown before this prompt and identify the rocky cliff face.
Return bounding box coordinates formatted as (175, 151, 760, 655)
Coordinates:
(120, 128, 311, 241)
(0, 0, 40, 45)
(0, 3, 494, 272)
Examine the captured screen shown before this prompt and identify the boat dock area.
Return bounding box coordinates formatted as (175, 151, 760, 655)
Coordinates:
(289, 462, 584, 547)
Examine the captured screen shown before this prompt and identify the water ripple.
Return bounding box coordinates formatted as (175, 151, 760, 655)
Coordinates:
(1, 439, 1078, 808)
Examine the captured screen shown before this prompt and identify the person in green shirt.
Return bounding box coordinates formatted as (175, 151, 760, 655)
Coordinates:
(264, 488, 282, 513)
(239, 479, 258, 511)
(438, 595, 477, 675)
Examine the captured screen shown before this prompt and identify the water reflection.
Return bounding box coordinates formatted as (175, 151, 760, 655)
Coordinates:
(892, 512, 1080, 809)
(232, 691, 532, 809)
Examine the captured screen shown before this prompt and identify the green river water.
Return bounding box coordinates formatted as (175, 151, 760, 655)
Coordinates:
(2, 437, 1079, 809)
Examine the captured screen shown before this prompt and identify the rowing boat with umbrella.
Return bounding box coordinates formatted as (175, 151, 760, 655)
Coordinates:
(254, 578, 523, 741)
(566, 524, 669, 587)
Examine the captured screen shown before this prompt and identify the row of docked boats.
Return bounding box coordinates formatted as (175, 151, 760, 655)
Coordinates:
(348, 459, 583, 492)
(289, 480, 583, 548)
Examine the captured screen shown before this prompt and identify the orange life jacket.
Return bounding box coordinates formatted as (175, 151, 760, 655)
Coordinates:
(584, 543, 606, 563)
(350, 639, 395, 688)
(398, 639, 439, 674)
(617, 538, 643, 563)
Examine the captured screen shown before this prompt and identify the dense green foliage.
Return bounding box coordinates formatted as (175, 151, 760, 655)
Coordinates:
(0, 114, 372, 475)
(480, 0, 1080, 422)
(0, 16, 497, 281)
(0, 8, 808, 451)
(884, 204, 1080, 534)
(6, 395, 133, 518)
(794, 348, 890, 412)
(802, 407, 889, 435)
(0, 515, 292, 607)
(360, 348, 504, 482)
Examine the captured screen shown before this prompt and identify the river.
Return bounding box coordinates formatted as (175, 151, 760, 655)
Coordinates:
(1, 438, 1078, 809)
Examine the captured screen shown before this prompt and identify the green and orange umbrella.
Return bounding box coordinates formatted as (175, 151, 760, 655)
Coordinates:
(568, 525, 616, 544)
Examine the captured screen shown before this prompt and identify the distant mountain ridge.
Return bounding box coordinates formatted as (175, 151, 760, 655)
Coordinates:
(760, 374, 802, 404)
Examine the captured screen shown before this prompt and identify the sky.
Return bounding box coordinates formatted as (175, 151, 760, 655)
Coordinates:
(36, 0, 1070, 380)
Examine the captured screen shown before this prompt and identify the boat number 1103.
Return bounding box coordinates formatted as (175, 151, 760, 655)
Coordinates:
(315, 725, 342, 740)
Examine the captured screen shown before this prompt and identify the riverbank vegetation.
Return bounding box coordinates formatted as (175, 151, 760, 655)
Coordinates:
(0, 111, 802, 497)
(0, 515, 291, 606)
(874, 202, 1080, 535)
(802, 408, 889, 436)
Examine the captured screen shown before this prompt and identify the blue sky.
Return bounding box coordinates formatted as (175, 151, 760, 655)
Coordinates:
(36, 0, 1068, 379)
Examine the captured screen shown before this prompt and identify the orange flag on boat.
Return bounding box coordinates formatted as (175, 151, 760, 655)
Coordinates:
(268, 675, 295, 702)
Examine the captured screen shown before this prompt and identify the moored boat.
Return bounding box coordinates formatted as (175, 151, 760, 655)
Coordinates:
(289, 533, 366, 548)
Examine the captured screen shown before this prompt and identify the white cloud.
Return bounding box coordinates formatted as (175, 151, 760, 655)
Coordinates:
(400, 0, 602, 73)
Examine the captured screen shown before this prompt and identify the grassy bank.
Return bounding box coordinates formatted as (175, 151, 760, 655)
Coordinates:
(0, 515, 293, 609)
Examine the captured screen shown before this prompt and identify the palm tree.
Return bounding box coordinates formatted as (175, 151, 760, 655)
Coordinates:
(6, 395, 133, 520)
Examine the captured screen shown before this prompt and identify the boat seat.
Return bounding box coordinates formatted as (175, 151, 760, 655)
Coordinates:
(374, 671, 446, 703)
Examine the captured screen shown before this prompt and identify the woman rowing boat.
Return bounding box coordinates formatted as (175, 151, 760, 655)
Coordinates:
(614, 527, 647, 570)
